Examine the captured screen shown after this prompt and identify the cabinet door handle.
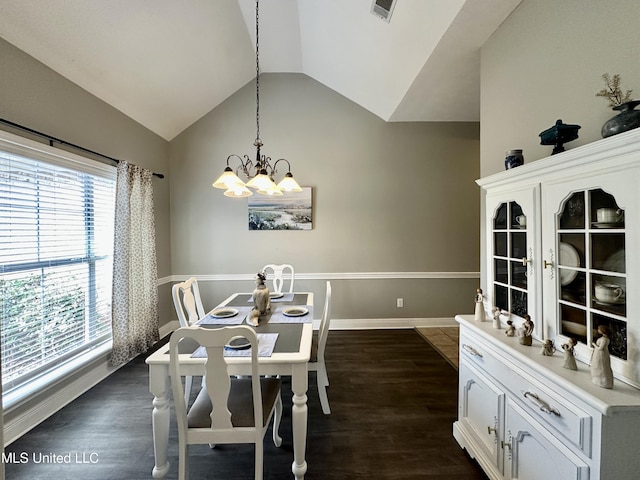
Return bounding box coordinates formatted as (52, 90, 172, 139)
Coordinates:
(543, 259, 554, 269)
(500, 440, 511, 451)
(462, 344, 483, 357)
(523, 391, 561, 416)
(487, 426, 497, 435)
(522, 257, 531, 266)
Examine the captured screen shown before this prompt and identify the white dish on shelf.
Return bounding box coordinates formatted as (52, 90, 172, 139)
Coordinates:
(594, 299, 625, 306)
(603, 249, 625, 273)
(561, 320, 587, 337)
(559, 242, 579, 286)
(592, 221, 623, 228)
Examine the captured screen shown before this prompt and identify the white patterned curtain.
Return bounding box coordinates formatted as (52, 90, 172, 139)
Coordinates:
(111, 161, 159, 367)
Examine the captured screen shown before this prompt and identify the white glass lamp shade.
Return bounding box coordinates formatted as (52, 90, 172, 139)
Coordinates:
(257, 185, 284, 196)
(277, 172, 302, 192)
(246, 171, 278, 191)
(213, 167, 245, 190)
(224, 184, 253, 197)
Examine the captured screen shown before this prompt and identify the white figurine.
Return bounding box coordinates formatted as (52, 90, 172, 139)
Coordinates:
(516, 314, 534, 346)
(591, 325, 613, 388)
(540, 339, 556, 356)
(250, 271, 271, 326)
(252, 271, 271, 314)
(505, 320, 515, 337)
(491, 306, 501, 329)
(474, 289, 486, 321)
(562, 338, 578, 370)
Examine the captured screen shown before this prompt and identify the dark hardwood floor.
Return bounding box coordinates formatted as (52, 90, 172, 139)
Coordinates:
(4, 329, 487, 479)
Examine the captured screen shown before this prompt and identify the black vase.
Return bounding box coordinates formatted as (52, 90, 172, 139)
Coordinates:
(601, 100, 640, 138)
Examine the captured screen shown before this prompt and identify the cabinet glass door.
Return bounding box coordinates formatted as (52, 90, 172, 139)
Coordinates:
(491, 201, 531, 319)
(543, 168, 639, 387)
(554, 188, 627, 358)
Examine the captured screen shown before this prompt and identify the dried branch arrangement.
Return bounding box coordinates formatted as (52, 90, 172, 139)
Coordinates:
(596, 73, 633, 107)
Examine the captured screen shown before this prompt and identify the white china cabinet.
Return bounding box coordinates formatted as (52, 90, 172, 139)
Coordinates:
(454, 129, 640, 480)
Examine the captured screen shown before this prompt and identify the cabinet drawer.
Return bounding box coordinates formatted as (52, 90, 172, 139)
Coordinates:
(460, 329, 593, 457)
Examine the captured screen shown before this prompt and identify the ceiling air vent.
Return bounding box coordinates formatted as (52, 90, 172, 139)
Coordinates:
(371, 0, 396, 22)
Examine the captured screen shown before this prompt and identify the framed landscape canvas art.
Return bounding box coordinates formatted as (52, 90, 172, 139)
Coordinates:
(248, 187, 312, 230)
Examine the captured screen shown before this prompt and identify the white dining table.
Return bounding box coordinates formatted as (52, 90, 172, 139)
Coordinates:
(145, 292, 313, 479)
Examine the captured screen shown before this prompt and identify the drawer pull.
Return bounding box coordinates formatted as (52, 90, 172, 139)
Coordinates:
(462, 344, 483, 357)
(524, 391, 561, 416)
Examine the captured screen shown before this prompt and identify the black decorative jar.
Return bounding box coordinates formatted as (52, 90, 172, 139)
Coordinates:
(539, 119, 581, 155)
(601, 100, 640, 138)
(505, 149, 524, 170)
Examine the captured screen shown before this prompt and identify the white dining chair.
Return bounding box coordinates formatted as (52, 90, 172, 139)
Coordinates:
(309, 281, 332, 414)
(172, 277, 206, 403)
(169, 325, 283, 480)
(172, 277, 206, 328)
(262, 264, 295, 294)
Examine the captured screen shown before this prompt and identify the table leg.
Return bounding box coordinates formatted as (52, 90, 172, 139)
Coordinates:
(291, 363, 309, 479)
(149, 364, 171, 479)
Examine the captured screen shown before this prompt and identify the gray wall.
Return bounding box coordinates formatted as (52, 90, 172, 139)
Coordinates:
(478, 0, 640, 294)
(481, 0, 640, 176)
(0, 37, 174, 326)
(170, 73, 480, 320)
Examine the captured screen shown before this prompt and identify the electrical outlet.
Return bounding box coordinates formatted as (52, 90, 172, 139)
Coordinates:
(397, 298, 404, 308)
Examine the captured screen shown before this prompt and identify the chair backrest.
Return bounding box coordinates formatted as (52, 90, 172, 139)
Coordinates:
(169, 326, 263, 440)
(261, 264, 295, 294)
(317, 281, 332, 361)
(172, 277, 206, 327)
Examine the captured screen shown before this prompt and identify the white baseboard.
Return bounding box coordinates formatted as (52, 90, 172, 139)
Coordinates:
(327, 317, 458, 330)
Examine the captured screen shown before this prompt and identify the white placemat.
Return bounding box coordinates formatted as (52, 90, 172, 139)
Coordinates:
(190, 333, 279, 358)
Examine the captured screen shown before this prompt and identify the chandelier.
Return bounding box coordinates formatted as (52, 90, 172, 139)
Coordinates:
(212, 0, 302, 198)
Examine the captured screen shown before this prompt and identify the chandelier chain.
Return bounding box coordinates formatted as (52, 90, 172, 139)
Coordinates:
(255, 0, 260, 143)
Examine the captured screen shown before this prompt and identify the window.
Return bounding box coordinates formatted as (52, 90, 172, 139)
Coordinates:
(0, 132, 116, 406)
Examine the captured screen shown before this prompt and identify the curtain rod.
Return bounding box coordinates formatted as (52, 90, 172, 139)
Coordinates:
(0, 117, 165, 179)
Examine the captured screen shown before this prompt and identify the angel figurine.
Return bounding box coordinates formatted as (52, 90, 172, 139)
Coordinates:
(591, 325, 613, 388)
(491, 306, 501, 329)
(474, 289, 486, 321)
(540, 339, 556, 356)
(516, 314, 534, 346)
(505, 320, 516, 337)
(562, 338, 578, 370)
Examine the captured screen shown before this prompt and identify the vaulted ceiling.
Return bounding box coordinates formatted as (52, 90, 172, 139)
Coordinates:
(0, 0, 522, 141)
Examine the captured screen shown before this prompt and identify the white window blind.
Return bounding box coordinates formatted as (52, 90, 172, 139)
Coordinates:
(0, 131, 116, 401)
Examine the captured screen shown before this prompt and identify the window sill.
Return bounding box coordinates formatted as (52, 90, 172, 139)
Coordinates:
(3, 341, 113, 413)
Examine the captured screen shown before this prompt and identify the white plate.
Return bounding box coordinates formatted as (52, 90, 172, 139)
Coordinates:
(594, 299, 625, 306)
(559, 242, 579, 286)
(211, 308, 238, 318)
(603, 249, 625, 273)
(225, 336, 251, 349)
(561, 320, 587, 337)
(269, 292, 284, 299)
(282, 307, 308, 317)
(592, 221, 623, 228)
